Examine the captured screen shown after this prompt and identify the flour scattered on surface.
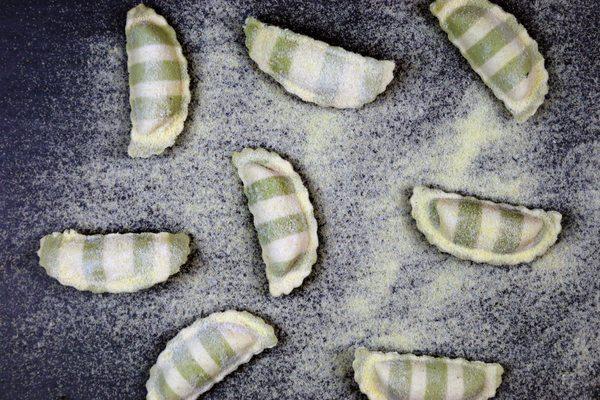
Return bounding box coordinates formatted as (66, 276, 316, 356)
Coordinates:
(1, 0, 598, 399)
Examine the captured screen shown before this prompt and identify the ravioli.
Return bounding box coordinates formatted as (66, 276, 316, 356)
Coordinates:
(37, 230, 190, 293)
(244, 17, 395, 109)
(126, 4, 190, 158)
(354, 348, 504, 400)
(146, 310, 277, 400)
(232, 148, 318, 296)
(431, 0, 548, 122)
(410, 186, 561, 265)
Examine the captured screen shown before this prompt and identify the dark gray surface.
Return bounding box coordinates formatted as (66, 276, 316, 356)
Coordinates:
(0, 0, 598, 399)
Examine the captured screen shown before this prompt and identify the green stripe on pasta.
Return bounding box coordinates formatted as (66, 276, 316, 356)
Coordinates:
(131, 96, 184, 120)
(429, 201, 441, 228)
(244, 17, 261, 53)
(267, 260, 293, 277)
(493, 209, 524, 254)
(431, 0, 548, 122)
(233, 148, 319, 297)
(267, 252, 312, 277)
(454, 200, 482, 248)
(353, 348, 504, 400)
(463, 364, 487, 398)
(410, 186, 562, 265)
(446, 5, 489, 38)
(126, 24, 178, 51)
(129, 61, 183, 86)
(244, 17, 394, 109)
(198, 327, 236, 368)
(244, 176, 296, 206)
(172, 345, 211, 387)
(156, 372, 179, 400)
(82, 236, 105, 290)
(145, 311, 277, 399)
(490, 45, 539, 93)
(256, 213, 308, 245)
(126, 4, 190, 158)
(466, 23, 517, 67)
(268, 34, 298, 76)
(424, 358, 448, 400)
(134, 234, 154, 281)
(37, 230, 190, 293)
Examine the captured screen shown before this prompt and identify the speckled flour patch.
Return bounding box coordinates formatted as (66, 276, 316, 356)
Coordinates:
(1, 0, 598, 399)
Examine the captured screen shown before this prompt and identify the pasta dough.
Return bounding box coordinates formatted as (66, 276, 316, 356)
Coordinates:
(353, 348, 504, 400)
(146, 310, 277, 399)
(431, 0, 548, 122)
(37, 230, 190, 293)
(232, 148, 318, 296)
(244, 17, 395, 108)
(410, 186, 561, 265)
(126, 4, 190, 157)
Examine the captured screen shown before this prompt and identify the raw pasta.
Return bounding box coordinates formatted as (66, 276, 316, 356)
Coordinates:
(37, 230, 190, 293)
(431, 0, 548, 122)
(244, 17, 395, 108)
(353, 348, 504, 400)
(410, 186, 561, 265)
(232, 148, 318, 296)
(146, 310, 277, 399)
(126, 4, 190, 157)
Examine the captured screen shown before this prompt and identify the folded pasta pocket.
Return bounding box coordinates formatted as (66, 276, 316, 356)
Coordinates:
(244, 17, 395, 109)
(410, 186, 561, 265)
(353, 348, 504, 400)
(37, 230, 190, 293)
(233, 148, 318, 296)
(431, 0, 548, 122)
(146, 310, 277, 400)
(126, 4, 190, 157)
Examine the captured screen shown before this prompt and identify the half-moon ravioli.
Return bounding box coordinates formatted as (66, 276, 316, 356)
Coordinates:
(410, 186, 561, 265)
(244, 17, 395, 109)
(232, 148, 318, 296)
(353, 348, 504, 400)
(37, 230, 190, 293)
(126, 4, 190, 158)
(146, 310, 277, 400)
(431, 0, 548, 122)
